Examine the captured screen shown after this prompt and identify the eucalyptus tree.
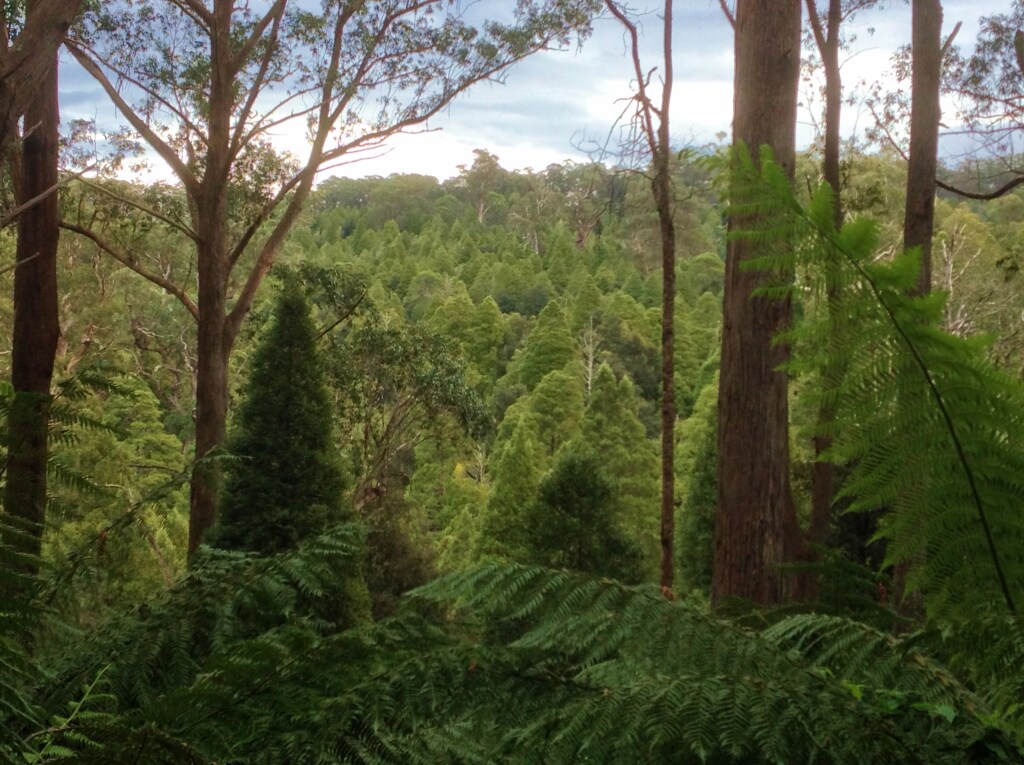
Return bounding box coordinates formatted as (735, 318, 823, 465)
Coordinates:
(903, 0, 944, 293)
(714, 0, 804, 607)
(2, 0, 85, 575)
(0, 0, 82, 152)
(62, 0, 601, 553)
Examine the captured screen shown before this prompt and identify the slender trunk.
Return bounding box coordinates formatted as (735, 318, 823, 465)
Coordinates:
(2, 33, 60, 573)
(713, 0, 803, 607)
(894, 0, 943, 616)
(904, 0, 942, 291)
(808, 0, 844, 549)
(656, 0, 675, 594)
(656, 156, 676, 592)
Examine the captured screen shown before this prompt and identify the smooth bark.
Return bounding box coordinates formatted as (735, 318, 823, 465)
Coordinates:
(903, 0, 943, 292)
(894, 0, 943, 617)
(0, 0, 82, 152)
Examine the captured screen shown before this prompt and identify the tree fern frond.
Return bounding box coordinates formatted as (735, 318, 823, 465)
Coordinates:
(403, 563, 1013, 763)
(732, 148, 1024, 622)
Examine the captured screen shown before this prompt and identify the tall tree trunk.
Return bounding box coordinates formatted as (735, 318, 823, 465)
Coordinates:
(903, 0, 943, 288)
(893, 0, 943, 616)
(655, 165, 676, 592)
(187, 173, 234, 554)
(807, 0, 844, 549)
(713, 0, 803, 607)
(187, 261, 229, 556)
(186, 0, 238, 555)
(2, 29, 60, 573)
(654, 1, 675, 594)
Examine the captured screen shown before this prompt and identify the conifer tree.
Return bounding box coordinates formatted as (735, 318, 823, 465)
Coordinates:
(477, 415, 545, 560)
(209, 285, 349, 554)
(521, 442, 642, 581)
(517, 303, 577, 389)
(527, 368, 585, 457)
(580, 364, 659, 562)
(677, 378, 719, 594)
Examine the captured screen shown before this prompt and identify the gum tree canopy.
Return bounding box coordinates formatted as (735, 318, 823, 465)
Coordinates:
(63, 0, 600, 553)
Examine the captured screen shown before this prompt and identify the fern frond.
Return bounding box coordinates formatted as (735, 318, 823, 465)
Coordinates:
(733, 148, 1024, 622)
(401, 563, 1012, 764)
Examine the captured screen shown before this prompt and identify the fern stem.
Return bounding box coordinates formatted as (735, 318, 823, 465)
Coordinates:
(841, 250, 1018, 618)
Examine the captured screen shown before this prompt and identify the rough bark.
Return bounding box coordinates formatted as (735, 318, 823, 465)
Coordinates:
(655, 170, 676, 591)
(2, 26, 61, 572)
(185, 0, 233, 556)
(187, 242, 228, 556)
(653, 3, 676, 594)
(712, 0, 803, 607)
(903, 0, 943, 293)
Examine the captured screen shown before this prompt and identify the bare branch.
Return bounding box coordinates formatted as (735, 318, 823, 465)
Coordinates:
(805, 0, 828, 53)
(64, 40, 200, 195)
(867, 101, 910, 161)
(233, 0, 287, 68)
(168, 0, 213, 28)
(718, 0, 736, 28)
(0, 164, 96, 230)
(230, 1, 287, 153)
(603, 1, 658, 159)
(73, 176, 198, 242)
(60, 221, 199, 320)
(937, 173, 1024, 200)
(941, 20, 962, 59)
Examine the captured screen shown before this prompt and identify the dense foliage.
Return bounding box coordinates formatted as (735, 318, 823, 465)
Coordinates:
(1, 142, 1024, 761)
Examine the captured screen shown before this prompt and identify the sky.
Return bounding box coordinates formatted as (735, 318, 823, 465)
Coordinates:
(58, 1, 1007, 184)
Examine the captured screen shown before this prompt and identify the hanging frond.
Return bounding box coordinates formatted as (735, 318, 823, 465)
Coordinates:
(732, 146, 1024, 623)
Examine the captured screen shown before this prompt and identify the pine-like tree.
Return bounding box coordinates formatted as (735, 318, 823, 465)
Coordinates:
(476, 415, 544, 560)
(522, 442, 642, 582)
(210, 285, 349, 554)
(580, 364, 659, 565)
(517, 302, 577, 389)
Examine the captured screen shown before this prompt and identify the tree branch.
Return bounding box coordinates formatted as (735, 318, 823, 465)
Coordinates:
(230, 1, 287, 153)
(604, 1, 659, 160)
(0, 0, 84, 150)
(941, 20, 962, 58)
(73, 177, 198, 242)
(60, 221, 199, 320)
(718, 0, 736, 28)
(805, 0, 828, 54)
(936, 173, 1024, 200)
(63, 40, 200, 195)
(0, 164, 96, 230)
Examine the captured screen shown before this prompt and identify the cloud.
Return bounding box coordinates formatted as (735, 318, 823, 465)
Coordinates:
(55, 0, 1009, 184)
